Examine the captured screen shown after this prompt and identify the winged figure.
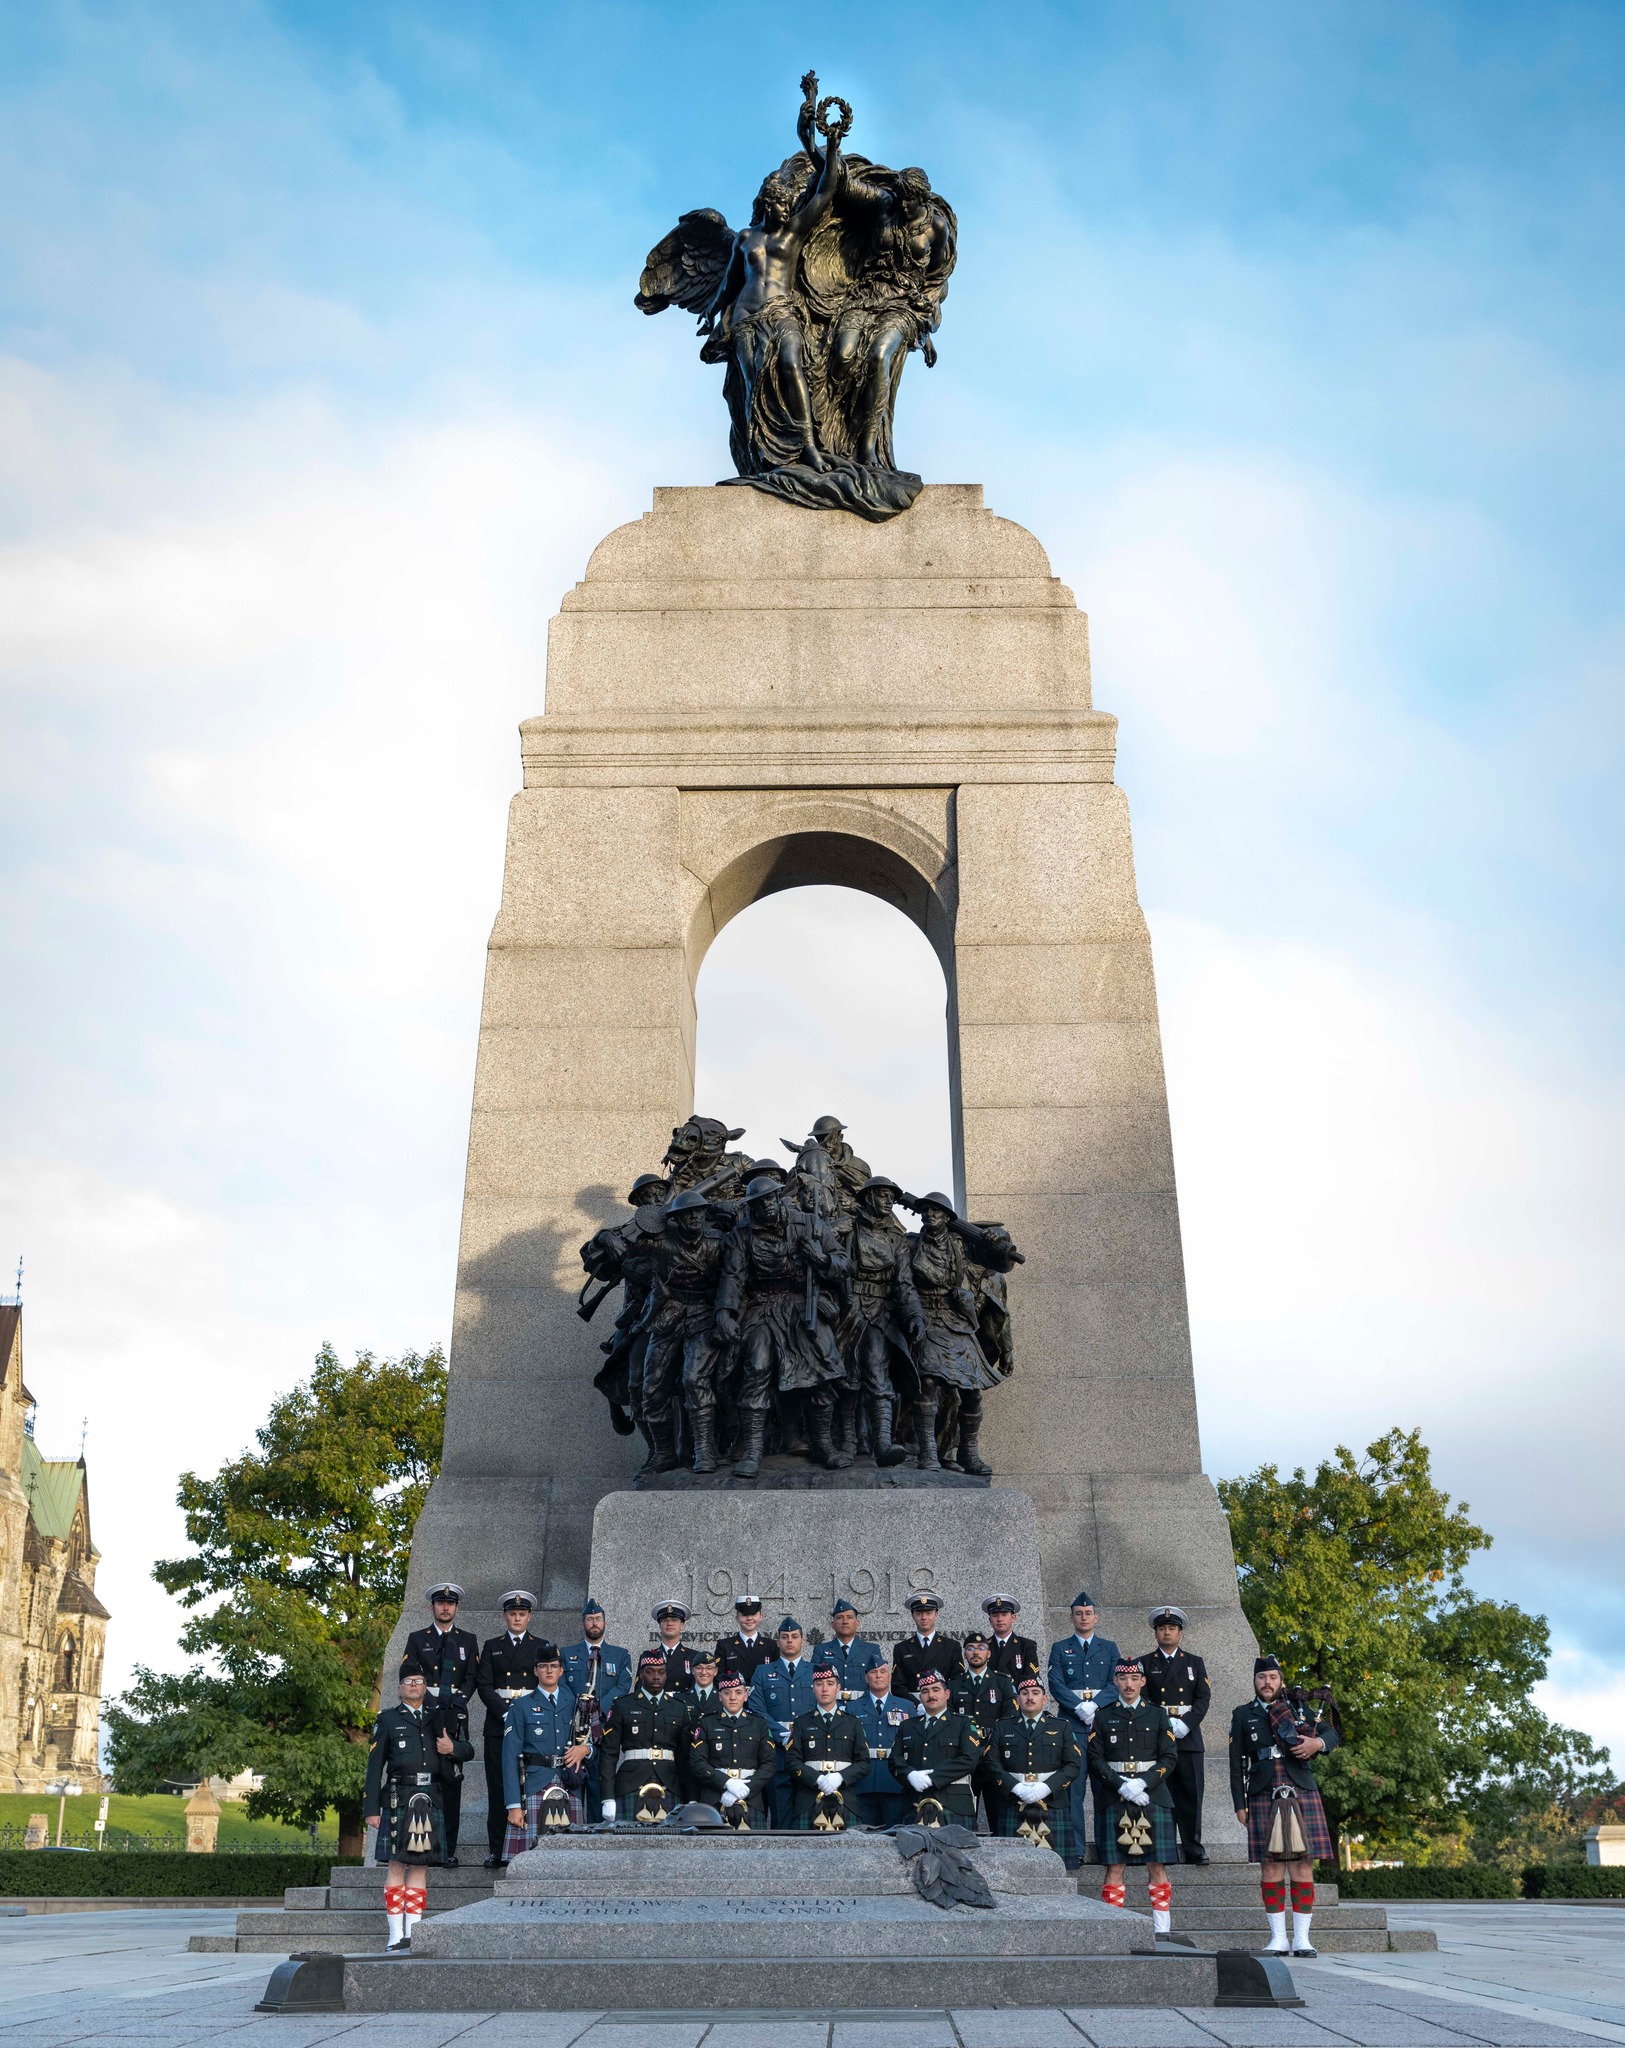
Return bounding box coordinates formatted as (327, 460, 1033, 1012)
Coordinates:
(636, 74, 956, 522)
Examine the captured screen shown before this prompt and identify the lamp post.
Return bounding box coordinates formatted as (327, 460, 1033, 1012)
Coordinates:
(44, 1780, 82, 1846)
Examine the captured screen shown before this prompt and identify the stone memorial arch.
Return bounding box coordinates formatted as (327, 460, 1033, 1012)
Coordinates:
(395, 480, 1256, 1849)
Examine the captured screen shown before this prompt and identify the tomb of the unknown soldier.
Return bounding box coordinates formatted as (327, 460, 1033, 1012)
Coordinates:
(252, 70, 1428, 2021)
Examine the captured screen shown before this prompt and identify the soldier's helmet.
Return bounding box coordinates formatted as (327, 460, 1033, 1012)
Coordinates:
(745, 1175, 783, 1204)
(811, 1115, 846, 1140)
(859, 1174, 900, 1202)
(627, 1172, 668, 1204)
(749, 1157, 788, 1181)
(667, 1188, 711, 1218)
(917, 1191, 958, 1217)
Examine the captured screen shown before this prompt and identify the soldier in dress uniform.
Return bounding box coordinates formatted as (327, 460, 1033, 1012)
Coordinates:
(363, 1658, 472, 1952)
(812, 1598, 884, 1702)
(952, 1629, 1016, 1832)
(1137, 1604, 1212, 1864)
(599, 1647, 691, 1824)
(686, 1667, 777, 1827)
(652, 1600, 699, 1691)
(561, 1598, 632, 1823)
(892, 1592, 964, 1700)
(475, 1591, 542, 1867)
(982, 1594, 1041, 1685)
(501, 1642, 591, 1854)
(716, 1593, 777, 1684)
(849, 1657, 916, 1827)
(990, 1673, 1082, 1860)
(1230, 1654, 1339, 1956)
(747, 1616, 818, 1826)
(1090, 1655, 1179, 1936)
(888, 1666, 984, 1823)
(1047, 1591, 1120, 1867)
(787, 1663, 872, 1830)
(404, 1582, 478, 1862)
(678, 1646, 724, 1796)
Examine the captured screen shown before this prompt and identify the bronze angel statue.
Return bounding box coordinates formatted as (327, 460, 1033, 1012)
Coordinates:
(636, 73, 957, 523)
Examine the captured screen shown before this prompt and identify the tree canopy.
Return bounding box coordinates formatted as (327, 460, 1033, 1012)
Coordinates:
(106, 1343, 445, 1855)
(1220, 1427, 1610, 1859)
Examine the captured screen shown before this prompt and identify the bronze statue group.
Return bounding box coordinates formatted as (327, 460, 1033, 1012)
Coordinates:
(579, 1114, 1024, 1481)
(366, 1584, 1339, 1958)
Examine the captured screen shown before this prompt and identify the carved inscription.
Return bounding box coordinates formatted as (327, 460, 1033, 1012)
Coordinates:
(494, 1897, 864, 1920)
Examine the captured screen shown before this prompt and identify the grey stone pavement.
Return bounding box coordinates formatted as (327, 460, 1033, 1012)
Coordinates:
(1, 1904, 1623, 2048)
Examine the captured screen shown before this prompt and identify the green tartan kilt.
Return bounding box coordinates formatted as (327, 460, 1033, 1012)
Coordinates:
(1100, 1793, 1179, 1864)
(373, 1782, 450, 1866)
(995, 1794, 1075, 1861)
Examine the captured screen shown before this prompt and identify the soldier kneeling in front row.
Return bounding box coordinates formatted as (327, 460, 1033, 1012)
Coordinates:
(363, 1658, 473, 1952)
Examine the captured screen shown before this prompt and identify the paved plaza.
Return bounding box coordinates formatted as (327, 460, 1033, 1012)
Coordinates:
(1, 1904, 1621, 2048)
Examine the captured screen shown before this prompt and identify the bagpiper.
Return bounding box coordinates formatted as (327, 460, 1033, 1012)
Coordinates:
(501, 1642, 592, 1855)
(1229, 1655, 1340, 1956)
(989, 1672, 1082, 1859)
(362, 1658, 472, 1952)
(1089, 1655, 1179, 1937)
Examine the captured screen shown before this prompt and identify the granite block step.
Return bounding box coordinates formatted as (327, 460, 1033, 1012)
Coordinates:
(341, 1949, 1221, 2013)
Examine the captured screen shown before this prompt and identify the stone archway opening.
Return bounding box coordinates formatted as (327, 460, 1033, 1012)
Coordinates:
(693, 879, 956, 1199)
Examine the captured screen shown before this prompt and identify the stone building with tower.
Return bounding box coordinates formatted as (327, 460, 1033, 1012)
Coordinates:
(0, 1302, 110, 1791)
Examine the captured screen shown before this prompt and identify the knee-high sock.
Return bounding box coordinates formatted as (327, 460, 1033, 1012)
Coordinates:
(384, 1883, 405, 1947)
(1148, 1877, 1172, 1934)
(1290, 1878, 1315, 1947)
(1101, 1880, 1127, 1908)
(404, 1883, 427, 1935)
(1261, 1876, 1288, 1949)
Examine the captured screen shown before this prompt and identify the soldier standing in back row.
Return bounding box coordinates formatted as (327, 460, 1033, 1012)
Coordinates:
(716, 1593, 777, 1684)
(892, 1591, 964, 1700)
(983, 1594, 1042, 1686)
(475, 1592, 541, 1867)
(953, 1629, 1016, 1832)
(652, 1600, 700, 1692)
(812, 1599, 885, 1702)
(404, 1582, 478, 1863)
(1137, 1604, 1211, 1864)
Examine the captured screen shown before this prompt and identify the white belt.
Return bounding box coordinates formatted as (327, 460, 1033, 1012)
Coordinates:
(621, 1747, 675, 1763)
(1118, 1759, 1158, 1772)
(1264, 1745, 1281, 1759)
(803, 1760, 846, 1772)
(871, 1746, 891, 1757)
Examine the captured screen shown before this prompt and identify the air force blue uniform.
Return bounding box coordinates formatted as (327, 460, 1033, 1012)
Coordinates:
(748, 1657, 819, 1827)
(848, 1688, 917, 1826)
(560, 1638, 632, 1821)
(811, 1634, 886, 1702)
(1047, 1631, 1120, 1864)
(500, 1684, 581, 1810)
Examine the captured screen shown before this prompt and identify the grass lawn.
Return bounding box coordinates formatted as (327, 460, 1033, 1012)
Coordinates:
(0, 1790, 338, 1850)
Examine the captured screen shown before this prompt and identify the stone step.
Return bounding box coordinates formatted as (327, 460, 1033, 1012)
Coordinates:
(1165, 1904, 1389, 1931)
(341, 1949, 1221, 2013)
(416, 1894, 1156, 1962)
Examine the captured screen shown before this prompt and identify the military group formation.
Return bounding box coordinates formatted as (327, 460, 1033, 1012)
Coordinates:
(365, 1583, 1340, 1957)
(578, 1114, 1024, 1479)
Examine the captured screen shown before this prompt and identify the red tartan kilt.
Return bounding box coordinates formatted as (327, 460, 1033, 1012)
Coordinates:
(503, 1779, 586, 1857)
(1246, 1783, 1333, 1862)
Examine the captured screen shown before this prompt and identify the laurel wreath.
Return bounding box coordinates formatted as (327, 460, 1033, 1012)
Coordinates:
(815, 95, 853, 144)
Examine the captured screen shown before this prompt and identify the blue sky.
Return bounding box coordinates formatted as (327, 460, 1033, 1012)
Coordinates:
(2, 1, 1621, 1753)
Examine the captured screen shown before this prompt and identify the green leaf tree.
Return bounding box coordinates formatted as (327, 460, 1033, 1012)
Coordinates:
(106, 1343, 446, 1856)
(1219, 1428, 1609, 1862)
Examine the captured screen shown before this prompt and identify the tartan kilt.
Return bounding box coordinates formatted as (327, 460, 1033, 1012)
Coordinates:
(1101, 1793, 1180, 1864)
(995, 1796, 1074, 1861)
(503, 1775, 587, 1858)
(373, 1784, 450, 1866)
(1246, 1782, 1334, 1862)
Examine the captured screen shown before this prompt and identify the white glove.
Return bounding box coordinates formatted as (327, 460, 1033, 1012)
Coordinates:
(720, 1789, 740, 1808)
(907, 1769, 934, 1792)
(725, 1776, 749, 1800)
(1119, 1777, 1146, 1801)
(816, 1772, 842, 1795)
(1014, 1779, 1044, 1805)
(1131, 1787, 1151, 1808)
(1078, 1700, 1097, 1725)
(1170, 1717, 1189, 1739)
(600, 1798, 616, 1820)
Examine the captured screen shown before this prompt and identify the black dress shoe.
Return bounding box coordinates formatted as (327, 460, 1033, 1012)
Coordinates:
(444, 1854, 459, 1868)
(1184, 1847, 1210, 1864)
(482, 1853, 503, 1868)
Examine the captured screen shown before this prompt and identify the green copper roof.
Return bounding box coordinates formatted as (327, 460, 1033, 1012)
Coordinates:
(22, 1436, 84, 1542)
